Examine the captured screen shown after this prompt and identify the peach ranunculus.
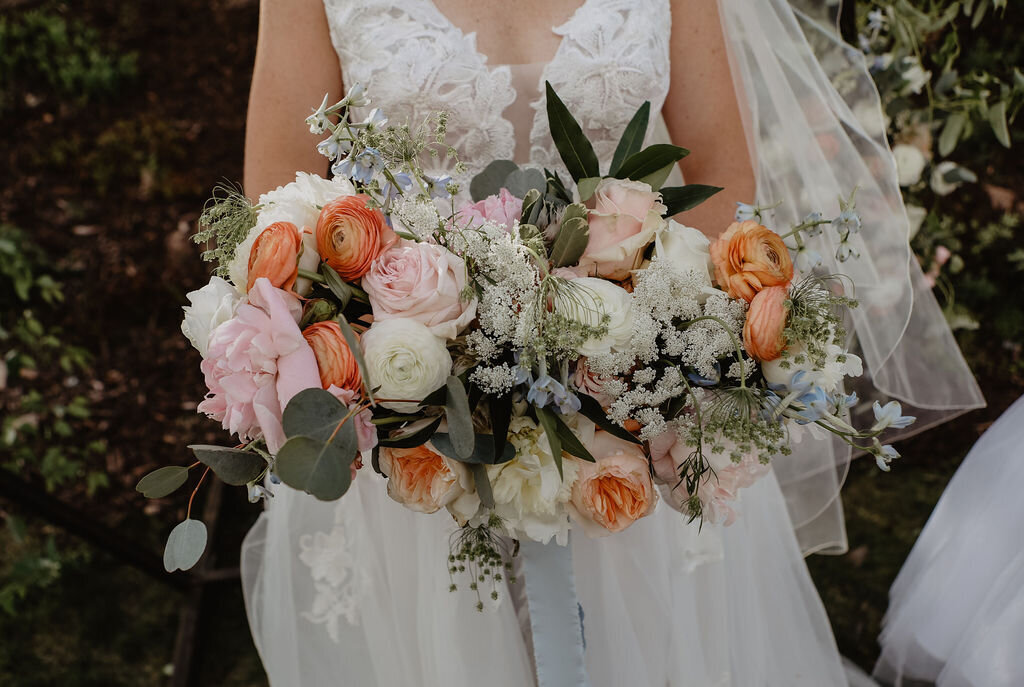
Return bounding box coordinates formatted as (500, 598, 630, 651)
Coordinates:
(457, 188, 523, 232)
(378, 442, 473, 514)
(709, 220, 793, 302)
(315, 194, 394, 281)
(569, 430, 658, 536)
(362, 240, 477, 340)
(578, 178, 666, 280)
(302, 321, 362, 393)
(743, 285, 790, 362)
(247, 221, 302, 292)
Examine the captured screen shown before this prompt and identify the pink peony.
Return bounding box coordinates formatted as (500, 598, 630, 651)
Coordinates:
(197, 278, 321, 453)
(569, 431, 658, 536)
(457, 188, 523, 232)
(362, 239, 477, 339)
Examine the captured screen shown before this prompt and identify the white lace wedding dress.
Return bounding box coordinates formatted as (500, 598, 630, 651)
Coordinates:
(241, 1, 851, 685)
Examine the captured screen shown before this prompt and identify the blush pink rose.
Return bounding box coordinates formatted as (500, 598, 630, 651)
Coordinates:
(457, 188, 523, 232)
(569, 431, 658, 536)
(572, 358, 614, 407)
(198, 278, 321, 453)
(579, 178, 666, 280)
(362, 240, 477, 339)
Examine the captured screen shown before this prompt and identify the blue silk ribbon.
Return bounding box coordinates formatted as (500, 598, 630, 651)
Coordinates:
(519, 537, 591, 687)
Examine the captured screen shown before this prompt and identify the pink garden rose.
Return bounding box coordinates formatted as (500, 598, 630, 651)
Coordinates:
(362, 239, 477, 339)
(457, 188, 523, 232)
(572, 358, 614, 407)
(198, 278, 321, 453)
(579, 178, 666, 280)
(569, 430, 658, 536)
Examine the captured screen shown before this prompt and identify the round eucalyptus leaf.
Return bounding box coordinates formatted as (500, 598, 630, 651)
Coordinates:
(469, 159, 519, 202)
(163, 519, 208, 572)
(444, 376, 474, 460)
(189, 445, 266, 486)
(282, 388, 348, 442)
(274, 430, 356, 501)
(136, 465, 189, 499)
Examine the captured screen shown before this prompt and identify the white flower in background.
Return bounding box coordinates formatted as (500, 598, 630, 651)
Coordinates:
(360, 318, 452, 413)
(484, 415, 577, 545)
(180, 276, 240, 357)
(905, 204, 927, 239)
(930, 161, 977, 196)
(559, 277, 635, 357)
(761, 339, 863, 393)
(892, 144, 927, 187)
(901, 57, 931, 95)
(653, 220, 714, 291)
(227, 173, 356, 294)
(852, 101, 891, 139)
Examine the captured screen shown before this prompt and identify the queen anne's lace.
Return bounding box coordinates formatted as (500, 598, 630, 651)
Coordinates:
(323, 0, 670, 186)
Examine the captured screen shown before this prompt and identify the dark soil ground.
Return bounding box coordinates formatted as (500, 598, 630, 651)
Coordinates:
(0, 1, 1020, 685)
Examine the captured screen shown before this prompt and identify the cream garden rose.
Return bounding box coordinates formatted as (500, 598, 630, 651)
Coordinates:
(559, 277, 635, 357)
(653, 220, 715, 290)
(360, 318, 452, 413)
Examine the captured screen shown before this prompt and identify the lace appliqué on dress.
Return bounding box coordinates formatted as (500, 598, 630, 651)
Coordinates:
(298, 502, 372, 642)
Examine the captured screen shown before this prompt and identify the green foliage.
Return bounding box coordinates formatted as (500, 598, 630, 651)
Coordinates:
(194, 183, 258, 275)
(0, 9, 137, 114)
(275, 388, 359, 501)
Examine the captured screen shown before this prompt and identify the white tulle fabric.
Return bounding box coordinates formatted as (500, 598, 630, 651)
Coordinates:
(719, 0, 984, 554)
(874, 395, 1024, 687)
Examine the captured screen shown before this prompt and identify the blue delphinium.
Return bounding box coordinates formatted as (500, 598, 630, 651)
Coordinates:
(871, 400, 916, 431)
(333, 147, 383, 184)
(527, 374, 581, 415)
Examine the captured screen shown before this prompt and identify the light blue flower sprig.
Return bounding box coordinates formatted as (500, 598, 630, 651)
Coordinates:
(424, 174, 454, 200)
(527, 374, 581, 415)
(871, 400, 916, 431)
(333, 147, 383, 184)
(873, 441, 900, 471)
(383, 172, 414, 201)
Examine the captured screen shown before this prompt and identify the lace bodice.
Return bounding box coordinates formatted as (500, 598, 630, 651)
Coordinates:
(323, 0, 671, 184)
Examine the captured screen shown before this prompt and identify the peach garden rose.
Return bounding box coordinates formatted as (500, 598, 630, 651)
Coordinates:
(379, 443, 473, 514)
(569, 430, 658, 536)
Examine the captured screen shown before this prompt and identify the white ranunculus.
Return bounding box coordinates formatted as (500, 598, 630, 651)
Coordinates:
(484, 415, 577, 545)
(560, 277, 635, 358)
(905, 204, 927, 239)
(892, 144, 927, 187)
(761, 340, 863, 394)
(653, 220, 714, 289)
(360, 318, 452, 413)
(180, 276, 240, 357)
(227, 173, 356, 295)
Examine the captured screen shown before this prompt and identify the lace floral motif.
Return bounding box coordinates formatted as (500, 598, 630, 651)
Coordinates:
(298, 503, 371, 642)
(323, 0, 671, 185)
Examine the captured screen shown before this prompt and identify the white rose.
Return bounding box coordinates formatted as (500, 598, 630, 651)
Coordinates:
(484, 415, 577, 545)
(180, 276, 240, 357)
(761, 341, 863, 394)
(905, 204, 927, 239)
(893, 144, 927, 187)
(852, 101, 891, 139)
(559, 277, 634, 357)
(653, 220, 715, 290)
(360, 318, 452, 413)
(227, 173, 356, 295)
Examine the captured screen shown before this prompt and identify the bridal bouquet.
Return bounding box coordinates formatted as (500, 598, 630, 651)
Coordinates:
(143, 83, 914, 585)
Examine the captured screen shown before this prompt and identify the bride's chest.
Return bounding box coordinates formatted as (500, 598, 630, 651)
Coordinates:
(323, 0, 671, 178)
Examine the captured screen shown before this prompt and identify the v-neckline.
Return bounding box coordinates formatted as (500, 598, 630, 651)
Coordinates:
(419, 0, 593, 68)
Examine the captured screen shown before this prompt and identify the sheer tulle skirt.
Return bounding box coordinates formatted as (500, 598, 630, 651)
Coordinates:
(242, 469, 848, 686)
(874, 396, 1024, 687)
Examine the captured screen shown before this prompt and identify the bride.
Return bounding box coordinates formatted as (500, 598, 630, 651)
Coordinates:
(240, 0, 983, 685)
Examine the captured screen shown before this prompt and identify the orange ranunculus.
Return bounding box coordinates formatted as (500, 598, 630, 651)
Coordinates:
(247, 222, 302, 292)
(569, 431, 658, 536)
(378, 443, 470, 514)
(743, 285, 790, 361)
(709, 220, 793, 302)
(315, 194, 392, 282)
(302, 321, 362, 393)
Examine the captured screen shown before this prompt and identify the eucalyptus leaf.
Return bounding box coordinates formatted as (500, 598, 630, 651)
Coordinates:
(470, 160, 519, 202)
(371, 445, 382, 475)
(533, 406, 564, 479)
(444, 376, 475, 459)
(136, 466, 189, 499)
(275, 430, 356, 501)
(939, 112, 968, 157)
(420, 384, 448, 407)
(545, 81, 600, 182)
(549, 216, 590, 267)
(613, 144, 689, 183)
(335, 316, 375, 403)
(429, 433, 516, 464)
(552, 414, 596, 463)
(989, 101, 1011, 148)
(321, 263, 353, 309)
(282, 388, 347, 441)
(470, 463, 495, 509)
(188, 445, 266, 486)
(577, 393, 642, 445)
(660, 185, 725, 216)
(163, 519, 208, 572)
(577, 176, 602, 203)
(377, 415, 444, 448)
(503, 168, 547, 199)
(610, 101, 651, 176)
